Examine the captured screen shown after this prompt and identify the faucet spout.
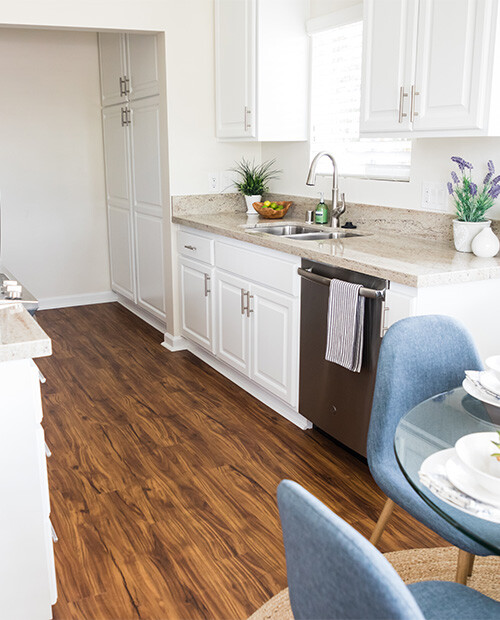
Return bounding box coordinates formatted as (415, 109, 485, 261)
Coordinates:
(306, 151, 346, 227)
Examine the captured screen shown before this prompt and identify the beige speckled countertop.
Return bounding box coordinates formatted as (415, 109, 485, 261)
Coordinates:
(0, 303, 51, 362)
(173, 212, 500, 287)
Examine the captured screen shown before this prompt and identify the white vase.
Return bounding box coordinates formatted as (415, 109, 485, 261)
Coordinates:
(244, 194, 261, 215)
(452, 219, 491, 253)
(471, 226, 500, 258)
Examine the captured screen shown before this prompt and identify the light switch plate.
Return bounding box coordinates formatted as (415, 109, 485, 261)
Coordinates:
(422, 182, 447, 212)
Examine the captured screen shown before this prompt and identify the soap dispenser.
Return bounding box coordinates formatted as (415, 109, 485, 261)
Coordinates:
(315, 192, 328, 225)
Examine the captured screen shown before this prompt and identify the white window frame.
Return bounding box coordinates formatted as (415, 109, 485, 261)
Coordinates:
(307, 5, 411, 183)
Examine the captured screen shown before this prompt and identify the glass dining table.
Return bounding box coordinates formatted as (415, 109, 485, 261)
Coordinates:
(394, 387, 500, 555)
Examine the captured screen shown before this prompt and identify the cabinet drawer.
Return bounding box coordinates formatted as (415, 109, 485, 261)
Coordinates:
(215, 240, 299, 295)
(178, 230, 214, 265)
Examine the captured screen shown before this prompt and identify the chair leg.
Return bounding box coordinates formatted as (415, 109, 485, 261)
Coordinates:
(467, 553, 475, 577)
(456, 549, 474, 584)
(370, 498, 395, 546)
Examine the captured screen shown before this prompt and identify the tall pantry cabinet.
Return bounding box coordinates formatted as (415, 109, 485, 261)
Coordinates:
(99, 33, 166, 324)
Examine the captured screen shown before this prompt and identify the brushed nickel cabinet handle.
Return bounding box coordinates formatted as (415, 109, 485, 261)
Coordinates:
(119, 76, 125, 96)
(124, 76, 130, 96)
(410, 85, 420, 122)
(398, 86, 408, 123)
(246, 293, 254, 317)
(241, 288, 246, 314)
(120, 107, 127, 127)
(244, 106, 251, 131)
(126, 107, 131, 126)
(184, 244, 196, 251)
(204, 274, 211, 297)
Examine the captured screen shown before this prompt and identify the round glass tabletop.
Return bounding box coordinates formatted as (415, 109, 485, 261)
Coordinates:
(394, 387, 500, 555)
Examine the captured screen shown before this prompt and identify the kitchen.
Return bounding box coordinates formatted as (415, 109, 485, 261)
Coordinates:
(1, 0, 500, 618)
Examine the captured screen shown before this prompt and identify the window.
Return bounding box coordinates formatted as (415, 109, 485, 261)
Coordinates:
(310, 20, 411, 181)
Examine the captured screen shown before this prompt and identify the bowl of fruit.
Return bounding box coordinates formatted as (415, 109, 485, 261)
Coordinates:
(252, 200, 292, 219)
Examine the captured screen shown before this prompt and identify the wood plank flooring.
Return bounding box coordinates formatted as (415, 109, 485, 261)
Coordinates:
(36, 303, 444, 620)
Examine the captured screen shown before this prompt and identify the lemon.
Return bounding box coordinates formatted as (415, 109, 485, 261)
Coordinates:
(263, 200, 271, 207)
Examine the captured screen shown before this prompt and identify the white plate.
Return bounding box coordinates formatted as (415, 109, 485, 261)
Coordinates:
(446, 453, 500, 509)
(480, 370, 500, 397)
(463, 377, 500, 408)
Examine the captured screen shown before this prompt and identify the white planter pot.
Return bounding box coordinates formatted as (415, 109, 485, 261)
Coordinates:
(244, 194, 261, 215)
(452, 219, 491, 253)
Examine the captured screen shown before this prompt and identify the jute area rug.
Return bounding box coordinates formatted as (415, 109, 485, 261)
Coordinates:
(248, 547, 500, 620)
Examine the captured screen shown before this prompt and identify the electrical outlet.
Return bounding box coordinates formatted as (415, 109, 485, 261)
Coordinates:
(208, 172, 219, 193)
(421, 182, 447, 212)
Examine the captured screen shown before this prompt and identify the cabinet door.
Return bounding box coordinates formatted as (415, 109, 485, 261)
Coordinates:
(127, 34, 160, 101)
(179, 257, 214, 351)
(108, 205, 135, 301)
(129, 97, 162, 215)
(249, 284, 299, 406)
(412, 0, 494, 132)
(102, 105, 135, 301)
(360, 0, 418, 133)
(134, 212, 165, 320)
(102, 104, 131, 209)
(99, 33, 128, 107)
(215, 0, 256, 138)
(215, 271, 250, 374)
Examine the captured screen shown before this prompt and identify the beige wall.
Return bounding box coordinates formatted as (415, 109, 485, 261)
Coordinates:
(0, 28, 110, 302)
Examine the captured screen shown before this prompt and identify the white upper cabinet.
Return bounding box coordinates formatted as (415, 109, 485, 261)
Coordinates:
(99, 33, 159, 106)
(360, 0, 418, 133)
(99, 34, 128, 107)
(361, 0, 500, 137)
(215, 0, 309, 141)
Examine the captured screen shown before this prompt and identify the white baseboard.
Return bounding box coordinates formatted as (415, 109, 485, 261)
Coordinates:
(162, 332, 188, 352)
(38, 290, 118, 310)
(186, 340, 312, 431)
(115, 295, 166, 333)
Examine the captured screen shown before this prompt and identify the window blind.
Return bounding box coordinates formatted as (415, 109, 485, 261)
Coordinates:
(310, 21, 411, 181)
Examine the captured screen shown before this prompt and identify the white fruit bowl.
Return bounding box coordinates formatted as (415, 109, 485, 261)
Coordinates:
(455, 432, 500, 497)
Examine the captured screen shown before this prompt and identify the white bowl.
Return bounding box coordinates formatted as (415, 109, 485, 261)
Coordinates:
(455, 432, 500, 497)
(486, 355, 500, 382)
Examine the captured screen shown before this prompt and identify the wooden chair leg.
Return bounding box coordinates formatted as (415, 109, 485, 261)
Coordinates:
(456, 549, 474, 584)
(467, 553, 475, 577)
(370, 498, 395, 546)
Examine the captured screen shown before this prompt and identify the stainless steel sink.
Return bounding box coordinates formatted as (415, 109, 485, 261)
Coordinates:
(247, 224, 364, 240)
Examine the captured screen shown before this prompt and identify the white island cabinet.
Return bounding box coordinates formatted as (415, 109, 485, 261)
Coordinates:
(0, 304, 56, 619)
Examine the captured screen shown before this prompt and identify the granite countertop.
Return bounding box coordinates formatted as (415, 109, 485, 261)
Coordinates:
(172, 212, 500, 287)
(0, 303, 51, 362)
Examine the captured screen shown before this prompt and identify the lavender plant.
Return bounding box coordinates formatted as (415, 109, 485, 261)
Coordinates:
(448, 157, 500, 222)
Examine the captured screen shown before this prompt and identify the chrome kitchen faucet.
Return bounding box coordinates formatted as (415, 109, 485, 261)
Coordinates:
(306, 151, 346, 228)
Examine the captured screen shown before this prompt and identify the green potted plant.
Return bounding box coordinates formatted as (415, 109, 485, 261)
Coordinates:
(232, 158, 281, 214)
(448, 157, 500, 252)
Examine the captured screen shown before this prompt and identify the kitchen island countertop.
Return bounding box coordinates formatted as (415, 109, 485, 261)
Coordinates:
(0, 303, 51, 362)
(173, 212, 500, 287)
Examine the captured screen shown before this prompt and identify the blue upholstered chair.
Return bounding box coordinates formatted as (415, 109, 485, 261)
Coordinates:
(367, 315, 491, 583)
(277, 479, 500, 620)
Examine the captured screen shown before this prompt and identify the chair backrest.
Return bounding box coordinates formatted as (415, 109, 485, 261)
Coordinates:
(367, 315, 482, 487)
(277, 479, 425, 620)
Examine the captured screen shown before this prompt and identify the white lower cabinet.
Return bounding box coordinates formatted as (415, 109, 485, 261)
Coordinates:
(134, 212, 165, 320)
(215, 271, 250, 374)
(179, 256, 214, 352)
(178, 228, 300, 408)
(250, 284, 299, 406)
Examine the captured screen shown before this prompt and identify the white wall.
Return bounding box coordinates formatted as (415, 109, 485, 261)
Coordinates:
(263, 0, 500, 220)
(0, 28, 110, 301)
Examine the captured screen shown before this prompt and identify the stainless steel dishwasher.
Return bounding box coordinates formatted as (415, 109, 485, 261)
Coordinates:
(298, 259, 387, 457)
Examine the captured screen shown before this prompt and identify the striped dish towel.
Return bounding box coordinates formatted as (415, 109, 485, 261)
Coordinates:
(325, 278, 365, 372)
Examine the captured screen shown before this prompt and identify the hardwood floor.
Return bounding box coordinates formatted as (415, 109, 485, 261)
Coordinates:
(36, 302, 444, 620)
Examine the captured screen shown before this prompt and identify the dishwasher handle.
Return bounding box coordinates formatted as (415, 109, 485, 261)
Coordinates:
(297, 267, 386, 300)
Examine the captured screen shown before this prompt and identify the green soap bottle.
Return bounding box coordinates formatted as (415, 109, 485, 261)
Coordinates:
(315, 192, 328, 224)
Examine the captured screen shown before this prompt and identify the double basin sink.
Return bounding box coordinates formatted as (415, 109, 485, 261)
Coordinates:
(246, 223, 364, 241)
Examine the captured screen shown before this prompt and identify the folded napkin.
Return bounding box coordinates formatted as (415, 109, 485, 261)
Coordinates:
(419, 470, 500, 524)
(325, 278, 365, 372)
